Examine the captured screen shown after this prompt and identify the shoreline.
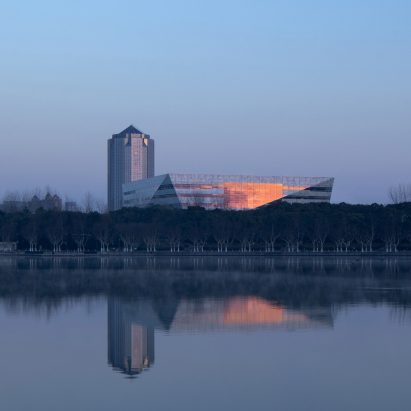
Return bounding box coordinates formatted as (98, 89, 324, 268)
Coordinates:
(2, 251, 411, 258)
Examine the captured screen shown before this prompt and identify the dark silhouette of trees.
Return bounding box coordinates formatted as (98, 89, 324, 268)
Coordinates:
(71, 213, 89, 253)
(1, 202, 411, 253)
(93, 215, 111, 253)
(22, 217, 39, 252)
(260, 215, 281, 253)
(213, 217, 233, 253)
(47, 216, 64, 253)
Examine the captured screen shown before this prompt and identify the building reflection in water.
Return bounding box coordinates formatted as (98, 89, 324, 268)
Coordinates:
(108, 296, 332, 378)
(108, 299, 155, 377)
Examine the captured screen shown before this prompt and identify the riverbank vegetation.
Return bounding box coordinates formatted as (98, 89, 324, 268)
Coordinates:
(1, 202, 411, 253)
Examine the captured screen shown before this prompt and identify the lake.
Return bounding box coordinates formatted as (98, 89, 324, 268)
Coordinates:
(1, 256, 411, 411)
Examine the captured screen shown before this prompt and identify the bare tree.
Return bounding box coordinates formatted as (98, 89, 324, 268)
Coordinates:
(95, 199, 108, 214)
(282, 215, 304, 253)
(306, 215, 330, 253)
(333, 218, 352, 253)
(93, 217, 111, 253)
(82, 192, 96, 213)
(191, 223, 208, 253)
(47, 218, 64, 253)
(238, 224, 255, 253)
(261, 220, 281, 253)
(141, 223, 158, 252)
(72, 215, 89, 253)
(213, 220, 232, 253)
(166, 226, 182, 253)
(352, 218, 374, 253)
(118, 223, 140, 252)
(388, 184, 411, 204)
(23, 219, 39, 252)
(313, 217, 329, 253)
(383, 214, 402, 253)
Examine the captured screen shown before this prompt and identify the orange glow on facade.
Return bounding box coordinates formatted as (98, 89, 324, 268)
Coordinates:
(170, 297, 310, 330)
(223, 183, 308, 209)
(123, 174, 334, 210)
(174, 182, 309, 209)
(223, 297, 307, 325)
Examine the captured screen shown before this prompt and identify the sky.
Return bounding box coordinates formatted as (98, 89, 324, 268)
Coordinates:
(0, 0, 410, 204)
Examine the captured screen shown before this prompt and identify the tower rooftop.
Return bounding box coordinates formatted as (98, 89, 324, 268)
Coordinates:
(113, 125, 145, 137)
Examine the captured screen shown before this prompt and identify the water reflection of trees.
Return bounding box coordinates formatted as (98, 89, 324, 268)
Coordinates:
(2, 256, 411, 379)
(0, 257, 411, 314)
(2, 255, 411, 275)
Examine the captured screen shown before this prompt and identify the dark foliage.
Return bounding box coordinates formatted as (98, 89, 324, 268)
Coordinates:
(1, 202, 411, 252)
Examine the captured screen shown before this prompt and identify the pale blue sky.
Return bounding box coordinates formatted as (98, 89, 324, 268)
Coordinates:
(0, 0, 410, 204)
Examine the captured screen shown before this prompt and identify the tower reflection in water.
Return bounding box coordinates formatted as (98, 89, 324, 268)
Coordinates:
(108, 296, 333, 378)
(108, 299, 155, 377)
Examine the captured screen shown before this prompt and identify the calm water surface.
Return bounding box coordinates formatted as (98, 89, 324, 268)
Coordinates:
(1, 256, 411, 411)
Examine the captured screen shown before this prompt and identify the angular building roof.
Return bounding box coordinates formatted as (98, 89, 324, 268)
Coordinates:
(113, 125, 145, 137)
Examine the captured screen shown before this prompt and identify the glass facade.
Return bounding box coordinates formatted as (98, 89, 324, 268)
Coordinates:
(123, 174, 334, 210)
(108, 125, 155, 211)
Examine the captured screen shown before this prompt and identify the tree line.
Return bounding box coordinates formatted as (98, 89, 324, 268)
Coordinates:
(1, 202, 411, 253)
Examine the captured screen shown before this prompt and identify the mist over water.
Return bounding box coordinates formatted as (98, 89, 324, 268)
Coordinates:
(1, 256, 411, 410)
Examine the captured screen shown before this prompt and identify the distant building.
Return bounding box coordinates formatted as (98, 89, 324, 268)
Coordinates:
(28, 193, 62, 212)
(122, 174, 334, 210)
(0, 193, 62, 213)
(0, 242, 17, 253)
(108, 125, 155, 211)
(64, 201, 79, 212)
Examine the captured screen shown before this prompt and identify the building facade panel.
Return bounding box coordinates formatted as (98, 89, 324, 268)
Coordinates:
(123, 174, 334, 210)
(108, 126, 155, 211)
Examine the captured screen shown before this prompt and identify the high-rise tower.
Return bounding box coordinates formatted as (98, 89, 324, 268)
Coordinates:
(108, 125, 154, 211)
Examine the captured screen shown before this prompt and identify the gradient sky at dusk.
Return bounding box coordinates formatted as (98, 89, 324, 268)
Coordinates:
(0, 0, 410, 204)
